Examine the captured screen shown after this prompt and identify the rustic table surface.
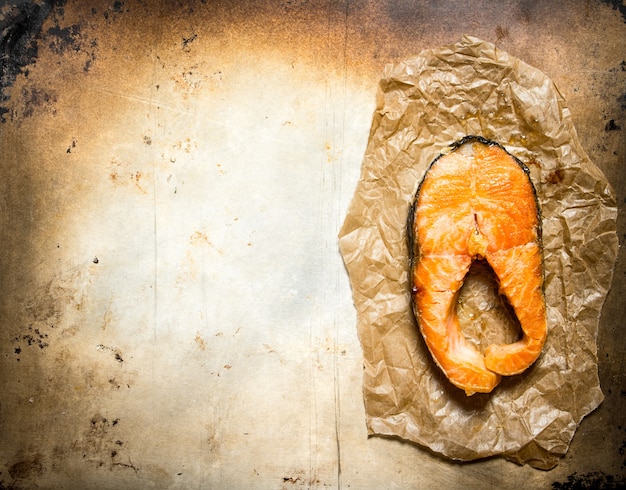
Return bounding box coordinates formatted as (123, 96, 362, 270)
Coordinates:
(1, 1, 624, 489)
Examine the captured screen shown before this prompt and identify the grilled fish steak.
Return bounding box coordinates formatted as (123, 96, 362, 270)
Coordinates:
(408, 136, 547, 395)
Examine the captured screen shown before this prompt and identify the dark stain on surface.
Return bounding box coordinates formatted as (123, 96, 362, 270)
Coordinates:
(71, 412, 134, 472)
(599, 0, 626, 23)
(551, 471, 626, 489)
(605, 119, 621, 131)
(96, 344, 125, 364)
(7, 453, 44, 480)
(1, 0, 98, 114)
(102, 1, 129, 19)
(283, 476, 302, 483)
(12, 324, 51, 353)
(0, 0, 99, 119)
(108, 377, 127, 390)
(15, 85, 57, 121)
(113, 461, 139, 474)
(495, 25, 509, 42)
(182, 32, 197, 49)
(8, 269, 88, 355)
(112, 1, 127, 14)
(46, 18, 98, 72)
(0, 1, 57, 121)
(46, 23, 81, 55)
(66, 136, 77, 153)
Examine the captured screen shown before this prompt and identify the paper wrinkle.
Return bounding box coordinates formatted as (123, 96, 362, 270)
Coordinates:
(338, 36, 618, 469)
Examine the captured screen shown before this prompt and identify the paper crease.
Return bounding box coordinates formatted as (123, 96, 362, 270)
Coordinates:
(338, 36, 618, 469)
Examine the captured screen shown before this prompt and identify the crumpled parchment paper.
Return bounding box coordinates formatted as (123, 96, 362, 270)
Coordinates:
(338, 36, 618, 469)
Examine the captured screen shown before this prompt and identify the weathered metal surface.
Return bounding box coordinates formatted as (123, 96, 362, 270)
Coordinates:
(0, 1, 624, 488)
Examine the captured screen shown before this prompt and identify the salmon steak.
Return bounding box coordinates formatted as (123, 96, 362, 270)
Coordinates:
(408, 136, 547, 395)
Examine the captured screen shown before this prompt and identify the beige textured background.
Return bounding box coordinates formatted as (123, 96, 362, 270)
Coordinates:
(0, 1, 624, 488)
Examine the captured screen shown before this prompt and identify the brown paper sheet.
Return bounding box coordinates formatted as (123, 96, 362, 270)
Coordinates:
(338, 36, 619, 469)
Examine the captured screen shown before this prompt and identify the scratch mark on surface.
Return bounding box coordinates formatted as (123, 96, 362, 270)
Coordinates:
(334, 2, 350, 488)
(90, 87, 187, 112)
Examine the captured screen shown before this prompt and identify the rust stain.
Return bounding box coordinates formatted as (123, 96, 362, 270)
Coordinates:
(189, 230, 224, 255)
(131, 171, 147, 194)
(109, 158, 149, 194)
(181, 137, 195, 153)
(194, 333, 206, 351)
(190, 230, 211, 246)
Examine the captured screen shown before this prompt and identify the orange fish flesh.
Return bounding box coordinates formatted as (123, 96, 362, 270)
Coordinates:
(408, 136, 547, 395)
